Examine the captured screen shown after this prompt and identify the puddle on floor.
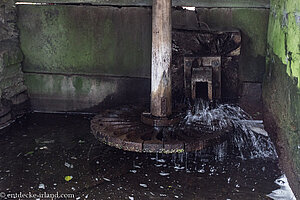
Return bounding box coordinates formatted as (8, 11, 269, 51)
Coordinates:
(0, 113, 287, 199)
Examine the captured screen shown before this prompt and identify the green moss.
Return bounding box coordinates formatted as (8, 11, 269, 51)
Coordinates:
(268, 0, 300, 87)
(72, 76, 83, 92)
(18, 5, 151, 77)
(71, 76, 91, 94)
(25, 73, 63, 95)
(21, 6, 99, 73)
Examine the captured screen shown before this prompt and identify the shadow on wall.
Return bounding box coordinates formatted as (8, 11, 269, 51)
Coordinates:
(263, 54, 300, 198)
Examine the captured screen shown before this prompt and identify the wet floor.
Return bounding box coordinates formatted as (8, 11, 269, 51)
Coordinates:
(0, 113, 283, 199)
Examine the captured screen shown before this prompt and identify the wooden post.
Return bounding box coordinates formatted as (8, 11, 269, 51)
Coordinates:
(151, 0, 172, 117)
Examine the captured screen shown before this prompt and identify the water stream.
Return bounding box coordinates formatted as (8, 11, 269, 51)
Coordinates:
(180, 99, 278, 160)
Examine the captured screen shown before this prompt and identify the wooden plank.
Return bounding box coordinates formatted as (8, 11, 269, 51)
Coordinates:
(17, 0, 270, 8)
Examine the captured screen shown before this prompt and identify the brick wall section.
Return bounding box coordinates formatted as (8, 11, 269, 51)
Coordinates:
(0, 0, 29, 129)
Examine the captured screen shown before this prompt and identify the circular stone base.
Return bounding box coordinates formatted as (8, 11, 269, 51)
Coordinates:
(91, 105, 231, 153)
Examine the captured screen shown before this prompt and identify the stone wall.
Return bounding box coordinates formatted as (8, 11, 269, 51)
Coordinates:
(0, 0, 28, 129)
(263, 0, 300, 196)
(17, 5, 151, 112)
(17, 5, 269, 114)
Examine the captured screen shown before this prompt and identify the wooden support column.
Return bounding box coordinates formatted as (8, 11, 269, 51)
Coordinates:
(151, 0, 172, 117)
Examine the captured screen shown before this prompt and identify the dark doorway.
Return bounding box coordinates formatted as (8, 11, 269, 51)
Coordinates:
(196, 82, 208, 100)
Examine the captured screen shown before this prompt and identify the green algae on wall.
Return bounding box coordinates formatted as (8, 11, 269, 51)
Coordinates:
(267, 0, 300, 86)
(17, 5, 152, 78)
(263, 0, 300, 196)
(18, 5, 269, 82)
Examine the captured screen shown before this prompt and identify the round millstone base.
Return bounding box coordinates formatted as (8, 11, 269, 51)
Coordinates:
(91, 105, 231, 153)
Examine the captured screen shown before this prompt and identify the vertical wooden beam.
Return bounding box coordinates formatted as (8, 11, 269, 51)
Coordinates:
(151, 0, 172, 117)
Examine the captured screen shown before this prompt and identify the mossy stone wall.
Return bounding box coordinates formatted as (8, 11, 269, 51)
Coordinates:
(0, 0, 29, 129)
(17, 5, 152, 112)
(18, 5, 152, 78)
(17, 4, 270, 112)
(263, 0, 300, 196)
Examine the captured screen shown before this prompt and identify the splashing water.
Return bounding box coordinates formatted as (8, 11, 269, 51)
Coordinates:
(180, 99, 278, 160)
(267, 174, 296, 200)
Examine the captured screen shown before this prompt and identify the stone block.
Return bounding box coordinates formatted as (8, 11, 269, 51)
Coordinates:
(0, 63, 22, 80)
(0, 0, 18, 41)
(10, 91, 28, 105)
(0, 45, 23, 67)
(2, 83, 27, 100)
(0, 75, 24, 92)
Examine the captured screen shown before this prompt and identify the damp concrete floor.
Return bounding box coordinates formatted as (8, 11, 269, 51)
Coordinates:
(0, 113, 282, 199)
